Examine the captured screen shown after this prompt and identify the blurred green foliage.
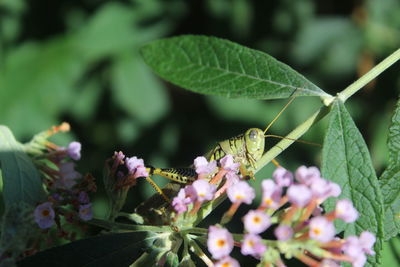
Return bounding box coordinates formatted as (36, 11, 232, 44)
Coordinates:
(1, 0, 400, 263)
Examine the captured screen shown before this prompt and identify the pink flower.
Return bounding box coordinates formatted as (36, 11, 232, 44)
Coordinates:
(261, 179, 281, 209)
(125, 156, 148, 178)
(273, 167, 293, 187)
(309, 216, 335, 243)
(287, 184, 312, 207)
(295, 166, 321, 186)
(243, 210, 271, 234)
(67, 141, 81, 160)
(310, 178, 341, 203)
(192, 180, 216, 202)
(172, 188, 192, 214)
(220, 155, 240, 172)
(274, 225, 293, 241)
(359, 231, 376, 255)
(335, 199, 358, 223)
(320, 259, 340, 267)
(227, 181, 255, 204)
(207, 226, 234, 260)
(34, 202, 55, 229)
(193, 156, 217, 175)
(241, 234, 267, 258)
(79, 203, 93, 221)
(214, 256, 240, 267)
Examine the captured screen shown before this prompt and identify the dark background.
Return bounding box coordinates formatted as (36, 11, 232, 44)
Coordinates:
(1, 0, 400, 264)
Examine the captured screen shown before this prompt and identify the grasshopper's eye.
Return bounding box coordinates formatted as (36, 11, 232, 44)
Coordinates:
(249, 129, 258, 140)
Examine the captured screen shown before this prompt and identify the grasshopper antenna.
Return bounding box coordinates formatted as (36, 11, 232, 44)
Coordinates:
(264, 134, 321, 147)
(263, 97, 296, 134)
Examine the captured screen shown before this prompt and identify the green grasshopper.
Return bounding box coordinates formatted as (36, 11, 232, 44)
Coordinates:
(143, 98, 297, 200)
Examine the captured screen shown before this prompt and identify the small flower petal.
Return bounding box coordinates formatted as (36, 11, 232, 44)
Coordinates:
(67, 141, 81, 160)
(79, 203, 93, 221)
(243, 210, 271, 234)
(214, 256, 240, 267)
(309, 216, 335, 243)
(207, 226, 234, 260)
(227, 181, 255, 204)
(274, 225, 293, 241)
(192, 179, 216, 202)
(287, 184, 312, 207)
(273, 167, 293, 187)
(241, 234, 267, 258)
(295, 165, 321, 185)
(194, 156, 217, 175)
(34, 202, 55, 229)
(335, 199, 358, 223)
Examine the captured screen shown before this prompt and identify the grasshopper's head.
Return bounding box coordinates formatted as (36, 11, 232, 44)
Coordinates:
(244, 128, 265, 163)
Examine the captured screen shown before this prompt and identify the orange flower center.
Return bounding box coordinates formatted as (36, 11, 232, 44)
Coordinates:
(42, 210, 50, 217)
(313, 228, 321, 236)
(217, 239, 226, 247)
(252, 216, 261, 224)
(264, 198, 272, 205)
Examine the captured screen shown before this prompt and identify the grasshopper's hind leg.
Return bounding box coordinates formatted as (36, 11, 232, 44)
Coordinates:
(145, 176, 171, 202)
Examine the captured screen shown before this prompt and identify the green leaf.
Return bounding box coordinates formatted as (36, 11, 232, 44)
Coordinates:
(321, 100, 383, 266)
(111, 52, 169, 126)
(141, 35, 329, 99)
(18, 232, 159, 267)
(0, 126, 45, 207)
(379, 97, 400, 240)
(382, 237, 400, 266)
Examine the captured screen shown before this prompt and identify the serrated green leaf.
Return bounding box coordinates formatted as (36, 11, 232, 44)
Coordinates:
(141, 35, 329, 99)
(0, 126, 45, 207)
(18, 231, 158, 267)
(321, 100, 383, 266)
(379, 97, 400, 240)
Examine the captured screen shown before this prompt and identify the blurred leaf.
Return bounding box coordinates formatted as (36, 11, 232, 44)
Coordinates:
(382, 237, 400, 266)
(380, 97, 400, 240)
(0, 126, 45, 207)
(321, 100, 383, 266)
(111, 52, 169, 126)
(0, 39, 82, 137)
(18, 231, 159, 267)
(75, 3, 137, 62)
(141, 35, 329, 99)
(292, 18, 362, 76)
(165, 251, 179, 267)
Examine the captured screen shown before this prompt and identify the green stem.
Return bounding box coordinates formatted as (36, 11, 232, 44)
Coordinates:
(255, 106, 330, 172)
(338, 48, 400, 103)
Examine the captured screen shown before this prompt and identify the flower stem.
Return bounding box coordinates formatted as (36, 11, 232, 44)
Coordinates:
(338, 48, 400, 103)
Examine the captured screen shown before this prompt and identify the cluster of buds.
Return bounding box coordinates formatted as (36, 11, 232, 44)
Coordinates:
(103, 151, 149, 220)
(31, 123, 96, 234)
(164, 156, 375, 267)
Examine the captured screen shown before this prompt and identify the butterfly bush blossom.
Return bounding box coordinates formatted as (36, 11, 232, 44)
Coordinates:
(169, 160, 375, 267)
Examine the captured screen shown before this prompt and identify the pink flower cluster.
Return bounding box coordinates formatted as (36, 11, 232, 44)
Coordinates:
(204, 165, 376, 267)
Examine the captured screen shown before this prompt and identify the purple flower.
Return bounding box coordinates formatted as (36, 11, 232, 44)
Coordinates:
(241, 234, 267, 258)
(243, 210, 271, 234)
(335, 199, 358, 223)
(114, 151, 125, 162)
(273, 167, 293, 187)
(192, 179, 216, 202)
(172, 188, 192, 214)
(274, 225, 293, 241)
(295, 166, 321, 186)
(79, 203, 93, 221)
(220, 155, 240, 172)
(55, 162, 81, 189)
(207, 226, 234, 260)
(287, 184, 312, 207)
(225, 172, 241, 185)
(193, 156, 217, 175)
(34, 202, 55, 229)
(78, 191, 90, 204)
(227, 181, 255, 204)
(67, 141, 81, 160)
(214, 256, 240, 267)
(261, 179, 281, 209)
(125, 156, 148, 178)
(343, 236, 368, 267)
(309, 216, 335, 243)
(359, 231, 376, 255)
